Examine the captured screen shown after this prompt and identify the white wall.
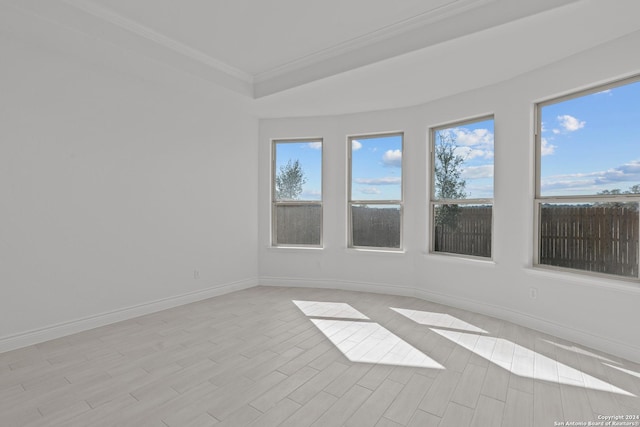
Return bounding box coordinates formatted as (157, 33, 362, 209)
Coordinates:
(2, 2, 638, 365)
(259, 31, 640, 363)
(0, 11, 258, 349)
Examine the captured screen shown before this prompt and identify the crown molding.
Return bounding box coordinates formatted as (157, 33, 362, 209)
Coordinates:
(4, 0, 253, 95)
(252, 0, 583, 97)
(61, 0, 253, 85)
(253, 0, 492, 85)
(6, 0, 586, 99)
(20, 0, 493, 98)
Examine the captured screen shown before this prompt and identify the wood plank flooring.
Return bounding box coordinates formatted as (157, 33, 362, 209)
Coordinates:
(1, 286, 639, 426)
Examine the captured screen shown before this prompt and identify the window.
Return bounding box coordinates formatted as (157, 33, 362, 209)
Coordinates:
(272, 139, 322, 247)
(348, 133, 403, 249)
(430, 117, 494, 258)
(535, 77, 640, 278)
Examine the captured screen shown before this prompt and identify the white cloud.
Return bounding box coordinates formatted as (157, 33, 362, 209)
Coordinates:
(462, 165, 494, 179)
(352, 140, 362, 151)
(439, 127, 494, 160)
(301, 189, 322, 199)
(355, 177, 401, 185)
(453, 128, 494, 147)
(382, 149, 402, 167)
(359, 187, 381, 195)
(307, 142, 322, 150)
(454, 146, 492, 160)
(557, 115, 585, 132)
(541, 160, 640, 194)
(541, 137, 556, 156)
(465, 184, 494, 199)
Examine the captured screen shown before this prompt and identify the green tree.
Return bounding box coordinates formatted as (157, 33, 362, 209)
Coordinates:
(598, 185, 640, 195)
(597, 184, 640, 209)
(598, 189, 622, 195)
(434, 131, 467, 228)
(276, 159, 306, 200)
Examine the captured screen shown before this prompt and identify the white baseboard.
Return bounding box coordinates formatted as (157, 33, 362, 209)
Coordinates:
(411, 287, 640, 365)
(259, 276, 416, 298)
(4, 274, 637, 365)
(0, 277, 258, 354)
(260, 276, 640, 364)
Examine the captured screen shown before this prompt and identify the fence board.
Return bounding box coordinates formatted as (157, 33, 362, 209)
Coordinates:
(275, 203, 639, 277)
(351, 205, 401, 248)
(540, 204, 638, 277)
(434, 205, 492, 257)
(275, 204, 321, 245)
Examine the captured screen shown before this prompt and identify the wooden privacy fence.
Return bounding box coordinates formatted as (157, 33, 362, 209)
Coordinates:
(434, 204, 639, 275)
(275, 205, 401, 247)
(539, 204, 639, 277)
(276, 203, 639, 277)
(351, 206, 401, 248)
(434, 205, 492, 257)
(275, 204, 322, 245)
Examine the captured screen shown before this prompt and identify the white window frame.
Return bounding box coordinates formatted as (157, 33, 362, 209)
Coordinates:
(272, 138, 323, 248)
(429, 115, 494, 260)
(534, 76, 640, 281)
(347, 132, 404, 250)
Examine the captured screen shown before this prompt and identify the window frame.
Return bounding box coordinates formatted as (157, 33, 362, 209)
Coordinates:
(347, 132, 404, 250)
(271, 138, 323, 248)
(429, 115, 495, 260)
(533, 75, 640, 280)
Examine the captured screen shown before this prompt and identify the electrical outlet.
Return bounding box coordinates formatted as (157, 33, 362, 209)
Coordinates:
(529, 287, 538, 299)
(194, 270, 200, 279)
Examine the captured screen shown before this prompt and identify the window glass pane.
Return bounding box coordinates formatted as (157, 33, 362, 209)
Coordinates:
(274, 141, 322, 201)
(540, 80, 640, 197)
(351, 134, 402, 201)
(539, 202, 638, 277)
(433, 204, 492, 257)
(351, 204, 401, 248)
(434, 118, 494, 200)
(275, 204, 321, 246)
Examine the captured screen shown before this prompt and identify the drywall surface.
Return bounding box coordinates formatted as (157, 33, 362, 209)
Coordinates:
(0, 9, 258, 346)
(258, 31, 640, 363)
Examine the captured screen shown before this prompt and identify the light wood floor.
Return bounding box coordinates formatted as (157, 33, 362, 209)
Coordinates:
(1, 286, 639, 426)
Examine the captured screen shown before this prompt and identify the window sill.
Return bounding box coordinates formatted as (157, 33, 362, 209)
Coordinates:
(345, 247, 406, 255)
(266, 245, 323, 252)
(422, 251, 496, 266)
(526, 265, 640, 295)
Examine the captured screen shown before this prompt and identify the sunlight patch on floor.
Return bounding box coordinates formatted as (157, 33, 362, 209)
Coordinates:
(431, 329, 635, 396)
(604, 363, 640, 380)
(293, 301, 444, 368)
(543, 340, 619, 364)
(293, 300, 369, 319)
(390, 307, 488, 333)
(311, 318, 444, 368)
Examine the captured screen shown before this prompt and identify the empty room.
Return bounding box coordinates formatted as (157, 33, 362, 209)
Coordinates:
(2, 0, 640, 426)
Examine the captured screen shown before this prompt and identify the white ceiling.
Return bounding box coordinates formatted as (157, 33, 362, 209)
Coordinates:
(84, 0, 468, 76)
(4, 0, 640, 117)
(254, 0, 640, 117)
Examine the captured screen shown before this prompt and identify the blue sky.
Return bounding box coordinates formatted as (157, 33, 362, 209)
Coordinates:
(274, 135, 404, 202)
(351, 134, 402, 201)
(540, 80, 640, 196)
(435, 118, 495, 199)
(275, 80, 640, 202)
(274, 141, 322, 200)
